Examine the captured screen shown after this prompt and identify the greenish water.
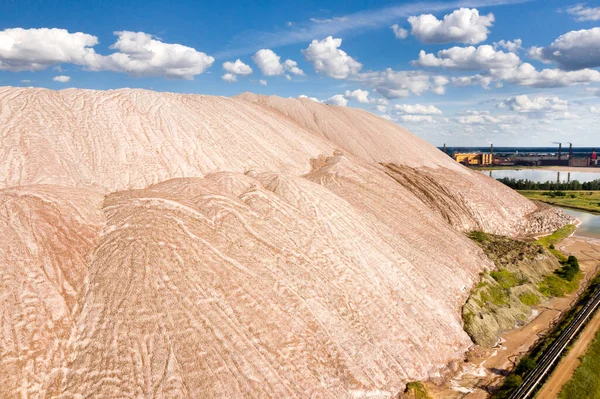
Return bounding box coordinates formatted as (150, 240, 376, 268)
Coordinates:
(564, 209, 600, 240)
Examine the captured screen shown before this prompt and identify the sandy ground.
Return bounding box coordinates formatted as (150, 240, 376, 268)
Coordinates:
(425, 236, 600, 399)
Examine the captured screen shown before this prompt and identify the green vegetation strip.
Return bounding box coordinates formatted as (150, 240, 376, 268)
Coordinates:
(497, 177, 600, 191)
(493, 273, 600, 399)
(518, 190, 600, 215)
(558, 326, 600, 399)
(536, 224, 576, 248)
(536, 224, 576, 262)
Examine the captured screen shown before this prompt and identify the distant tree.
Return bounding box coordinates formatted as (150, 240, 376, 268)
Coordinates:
(496, 178, 600, 191)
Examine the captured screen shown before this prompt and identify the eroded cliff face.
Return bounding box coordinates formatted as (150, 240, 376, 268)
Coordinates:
(0, 87, 572, 398)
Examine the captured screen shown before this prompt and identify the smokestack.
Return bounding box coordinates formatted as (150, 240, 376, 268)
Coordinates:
(558, 143, 562, 160)
(443, 143, 447, 154)
(490, 143, 494, 156)
(569, 143, 573, 160)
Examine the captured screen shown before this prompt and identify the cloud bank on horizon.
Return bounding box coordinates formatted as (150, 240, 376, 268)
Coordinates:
(0, 0, 599, 146)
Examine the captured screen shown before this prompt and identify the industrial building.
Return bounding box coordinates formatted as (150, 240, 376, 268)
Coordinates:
(444, 143, 599, 168)
(453, 153, 494, 166)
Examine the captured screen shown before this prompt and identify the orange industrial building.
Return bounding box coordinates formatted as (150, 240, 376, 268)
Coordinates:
(453, 153, 494, 166)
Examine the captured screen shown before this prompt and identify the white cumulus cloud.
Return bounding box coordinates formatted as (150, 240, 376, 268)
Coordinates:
(89, 31, 214, 79)
(283, 59, 305, 76)
(533, 28, 600, 70)
(323, 94, 348, 106)
(259, 79, 267, 86)
(252, 49, 303, 77)
(413, 45, 521, 70)
(491, 62, 600, 87)
(564, 4, 600, 21)
(354, 69, 448, 98)
(0, 28, 98, 72)
(497, 95, 568, 112)
(303, 36, 362, 79)
(0, 28, 215, 79)
(344, 89, 370, 103)
(526, 46, 551, 63)
(451, 74, 493, 88)
(222, 73, 237, 82)
(223, 59, 253, 75)
(494, 39, 523, 52)
(391, 24, 408, 39)
(394, 104, 442, 114)
(399, 115, 435, 123)
(252, 49, 284, 76)
(53, 75, 70, 83)
(298, 94, 320, 102)
(408, 8, 494, 45)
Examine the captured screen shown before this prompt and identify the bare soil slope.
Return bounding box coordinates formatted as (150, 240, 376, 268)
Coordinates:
(0, 87, 573, 398)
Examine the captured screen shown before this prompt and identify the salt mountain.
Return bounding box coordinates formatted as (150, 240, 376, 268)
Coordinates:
(0, 87, 570, 398)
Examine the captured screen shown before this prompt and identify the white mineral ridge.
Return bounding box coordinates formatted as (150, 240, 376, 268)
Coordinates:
(0, 87, 571, 398)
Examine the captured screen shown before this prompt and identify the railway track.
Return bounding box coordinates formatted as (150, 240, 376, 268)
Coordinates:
(509, 288, 600, 399)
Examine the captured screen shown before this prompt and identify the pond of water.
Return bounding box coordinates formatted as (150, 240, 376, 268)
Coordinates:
(564, 209, 600, 240)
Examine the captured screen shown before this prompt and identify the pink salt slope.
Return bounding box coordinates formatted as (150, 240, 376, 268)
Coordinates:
(0, 87, 572, 398)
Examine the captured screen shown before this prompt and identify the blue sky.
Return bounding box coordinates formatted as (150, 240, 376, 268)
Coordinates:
(1, 0, 599, 146)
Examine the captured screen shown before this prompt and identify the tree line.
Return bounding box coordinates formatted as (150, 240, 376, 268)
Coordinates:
(497, 178, 600, 191)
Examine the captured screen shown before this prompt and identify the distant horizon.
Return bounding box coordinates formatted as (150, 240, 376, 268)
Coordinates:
(439, 146, 599, 149)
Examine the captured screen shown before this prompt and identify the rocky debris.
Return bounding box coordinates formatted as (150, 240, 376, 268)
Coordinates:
(523, 201, 577, 235)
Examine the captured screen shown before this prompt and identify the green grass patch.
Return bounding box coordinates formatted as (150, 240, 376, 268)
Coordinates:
(520, 190, 600, 215)
(404, 382, 433, 399)
(483, 283, 510, 306)
(538, 273, 581, 297)
(519, 293, 541, 306)
(467, 230, 490, 243)
(539, 273, 581, 297)
(539, 256, 582, 297)
(535, 224, 577, 262)
(490, 269, 522, 289)
(536, 224, 577, 248)
(559, 328, 600, 399)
